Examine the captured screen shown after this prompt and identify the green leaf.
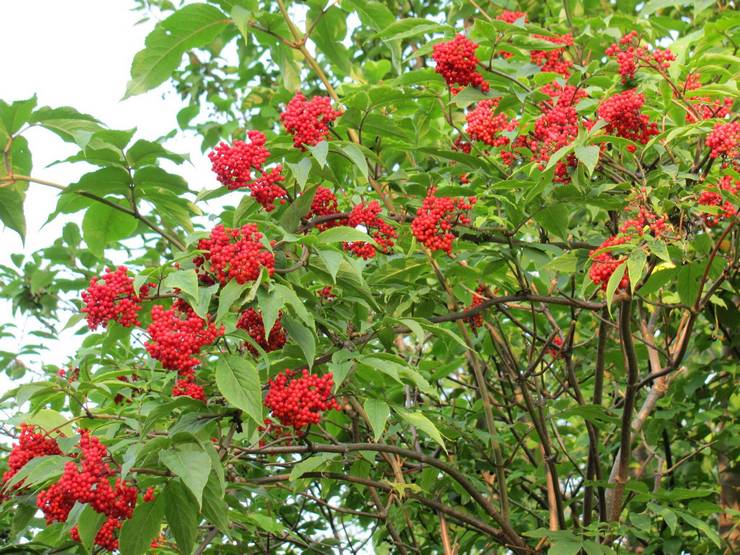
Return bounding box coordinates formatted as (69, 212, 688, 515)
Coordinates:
(0, 187, 26, 241)
(0, 95, 37, 135)
(395, 408, 447, 453)
(605, 264, 626, 313)
(163, 480, 199, 555)
(282, 314, 316, 367)
(215, 355, 262, 425)
(77, 504, 106, 554)
(318, 226, 375, 245)
(289, 453, 338, 481)
(627, 249, 647, 294)
(82, 203, 138, 257)
(675, 509, 721, 547)
(67, 167, 131, 196)
(341, 143, 369, 177)
(574, 145, 600, 176)
(125, 4, 229, 97)
(364, 399, 390, 441)
(308, 141, 329, 168)
(317, 249, 343, 282)
(216, 278, 248, 323)
(163, 268, 200, 301)
(677, 263, 703, 306)
(376, 18, 448, 41)
(159, 442, 212, 508)
(119, 494, 165, 555)
(4, 455, 71, 491)
(549, 542, 583, 555)
(202, 472, 230, 534)
(286, 158, 312, 190)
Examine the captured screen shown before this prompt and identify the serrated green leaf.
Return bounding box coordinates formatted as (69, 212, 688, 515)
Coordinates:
(119, 494, 165, 555)
(364, 399, 390, 441)
(215, 355, 262, 425)
(163, 480, 199, 555)
(159, 442, 212, 508)
(289, 453, 338, 481)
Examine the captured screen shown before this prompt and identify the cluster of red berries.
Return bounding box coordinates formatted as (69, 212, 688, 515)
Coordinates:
(530, 34, 573, 77)
(280, 92, 342, 149)
(237, 308, 287, 355)
(606, 32, 675, 82)
(619, 207, 668, 236)
(195, 224, 275, 285)
(81, 266, 149, 330)
(597, 89, 658, 146)
(588, 235, 631, 291)
(546, 336, 564, 358)
(1, 425, 62, 492)
(172, 376, 206, 401)
(466, 98, 518, 148)
(497, 10, 527, 23)
(36, 430, 139, 551)
(683, 73, 734, 122)
(145, 302, 223, 376)
(307, 186, 346, 230)
(697, 175, 739, 227)
(465, 286, 488, 330)
(706, 121, 739, 159)
(411, 188, 477, 255)
(209, 131, 287, 211)
(264, 369, 340, 430)
(318, 286, 336, 301)
(57, 366, 80, 381)
(343, 201, 397, 259)
(432, 35, 489, 94)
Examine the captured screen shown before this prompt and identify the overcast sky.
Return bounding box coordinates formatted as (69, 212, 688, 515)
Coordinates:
(0, 1, 211, 381)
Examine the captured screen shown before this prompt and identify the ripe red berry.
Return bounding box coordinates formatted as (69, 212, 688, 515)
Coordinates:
(1, 424, 61, 493)
(81, 266, 148, 330)
(264, 369, 341, 430)
(432, 35, 490, 94)
(588, 235, 631, 291)
(195, 224, 275, 285)
(706, 121, 739, 159)
(208, 131, 286, 211)
(411, 188, 476, 255)
(343, 201, 397, 259)
(465, 286, 487, 330)
(605, 32, 674, 83)
(306, 186, 347, 230)
(466, 98, 518, 148)
(237, 308, 287, 355)
(530, 34, 573, 77)
(597, 89, 658, 145)
(280, 92, 342, 150)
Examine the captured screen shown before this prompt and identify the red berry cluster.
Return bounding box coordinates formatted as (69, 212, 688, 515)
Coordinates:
(343, 201, 397, 259)
(411, 188, 477, 255)
(280, 92, 343, 149)
(597, 89, 658, 145)
(172, 378, 206, 401)
(683, 73, 734, 122)
(546, 336, 564, 358)
(307, 186, 346, 230)
(706, 121, 740, 159)
(697, 176, 739, 227)
(81, 266, 148, 331)
(208, 131, 287, 211)
(57, 366, 80, 381)
(466, 98, 518, 148)
(619, 207, 667, 236)
(145, 302, 223, 378)
(317, 286, 336, 301)
(195, 224, 275, 285)
(264, 369, 340, 430)
(1, 424, 62, 492)
(531, 34, 573, 77)
(432, 35, 490, 94)
(36, 430, 138, 551)
(588, 235, 631, 291)
(606, 32, 675, 82)
(497, 10, 528, 24)
(236, 308, 287, 355)
(465, 286, 487, 330)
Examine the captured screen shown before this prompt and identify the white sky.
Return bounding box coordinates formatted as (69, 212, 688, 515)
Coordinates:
(0, 1, 212, 382)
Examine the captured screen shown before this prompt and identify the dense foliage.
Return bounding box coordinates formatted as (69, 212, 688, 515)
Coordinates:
(0, 0, 738, 553)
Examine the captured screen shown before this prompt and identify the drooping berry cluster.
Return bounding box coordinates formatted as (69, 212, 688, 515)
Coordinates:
(411, 188, 476, 255)
(264, 369, 340, 430)
(172, 378, 206, 401)
(619, 207, 667, 236)
(706, 121, 740, 159)
(530, 34, 573, 77)
(307, 186, 346, 230)
(588, 235, 631, 291)
(317, 286, 336, 301)
(280, 93, 343, 149)
(466, 98, 518, 148)
(597, 89, 658, 145)
(343, 201, 397, 259)
(1, 425, 62, 492)
(81, 266, 148, 331)
(697, 175, 739, 227)
(683, 73, 734, 122)
(208, 131, 287, 211)
(195, 224, 275, 285)
(497, 10, 528, 24)
(145, 302, 223, 379)
(432, 35, 490, 94)
(605, 32, 675, 82)
(36, 430, 139, 551)
(465, 286, 488, 330)
(237, 308, 287, 355)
